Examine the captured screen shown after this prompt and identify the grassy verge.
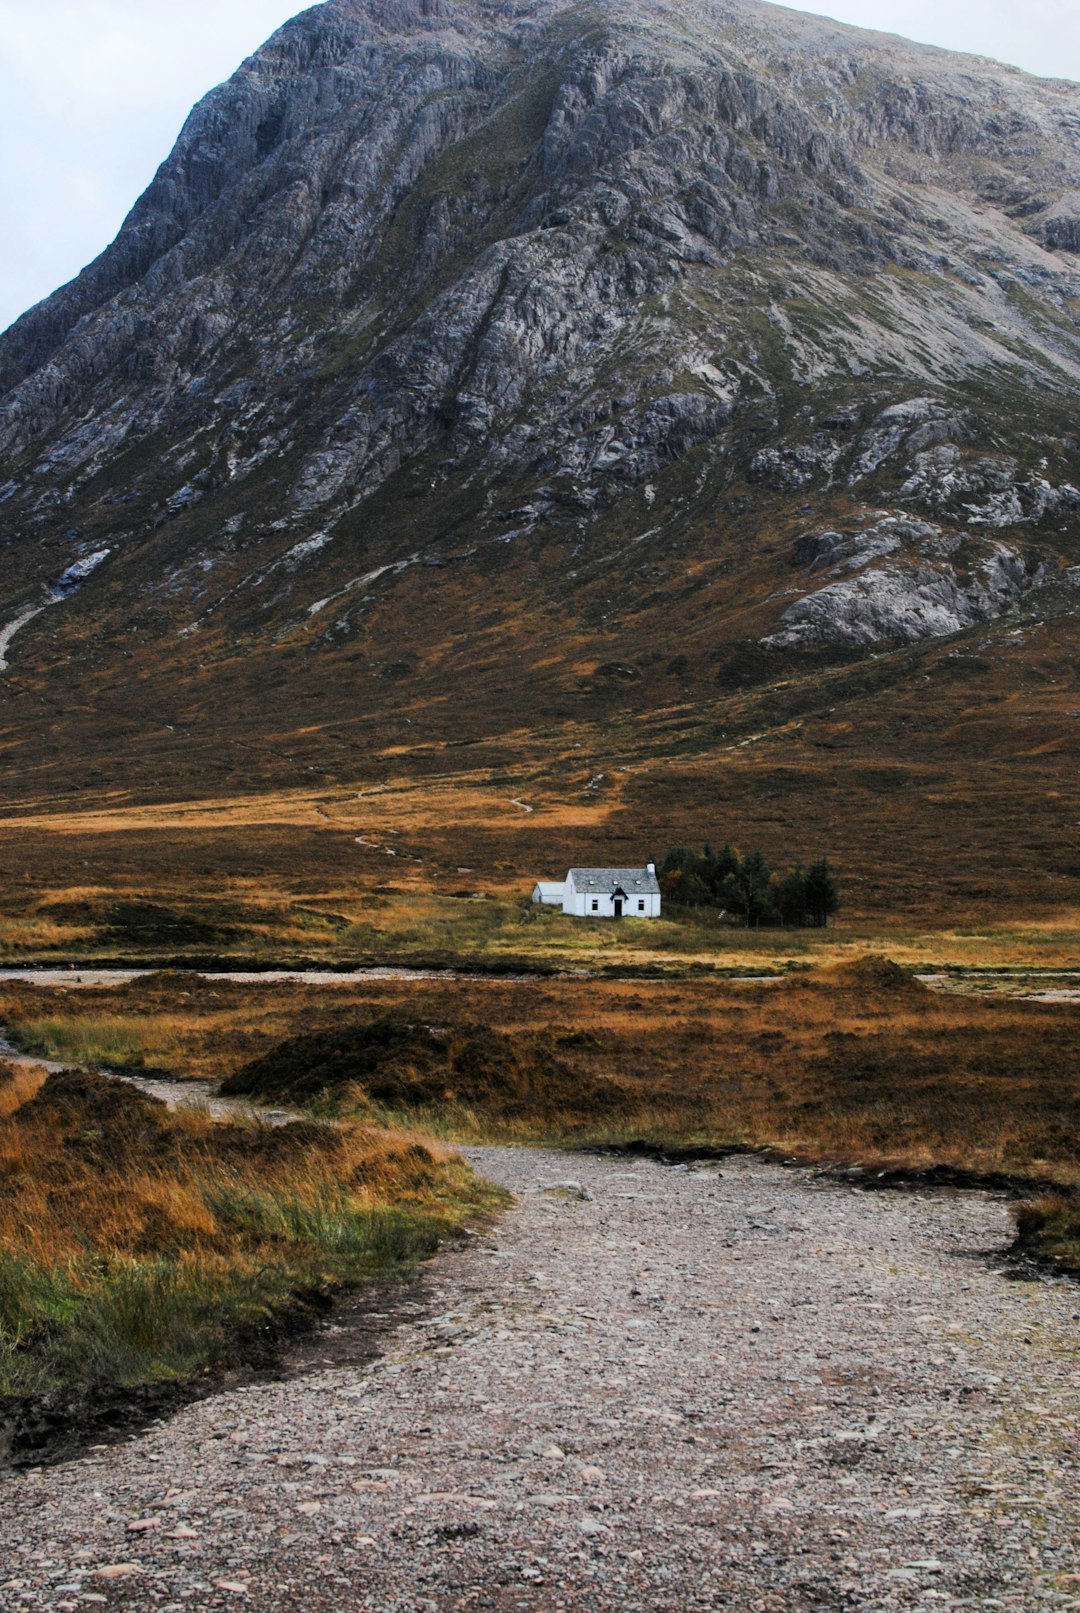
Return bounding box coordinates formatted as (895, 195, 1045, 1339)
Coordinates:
(1012, 1195, 1080, 1272)
(0, 1064, 501, 1397)
(0, 976, 300, 1082)
(6, 1013, 170, 1070)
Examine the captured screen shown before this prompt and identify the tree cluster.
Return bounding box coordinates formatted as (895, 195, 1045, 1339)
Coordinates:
(658, 844, 840, 928)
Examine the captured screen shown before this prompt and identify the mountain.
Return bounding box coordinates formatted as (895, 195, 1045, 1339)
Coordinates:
(1, 0, 1079, 917)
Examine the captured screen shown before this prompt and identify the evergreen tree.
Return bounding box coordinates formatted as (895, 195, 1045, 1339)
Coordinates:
(714, 842, 741, 882)
(657, 843, 839, 929)
(732, 848, 773, 927)
(658, 848, 710, 906)
(775, 865, 809, 927)
(658, 846, 694, 884)
(804, 857, 840, 927)
(708, 843, 742, 910)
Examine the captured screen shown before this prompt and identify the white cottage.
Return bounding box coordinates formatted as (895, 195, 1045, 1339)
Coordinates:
(562, 864, 661, 920)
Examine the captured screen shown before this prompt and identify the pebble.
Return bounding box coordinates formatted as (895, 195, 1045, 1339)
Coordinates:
(1, 1149, 1078, 1611)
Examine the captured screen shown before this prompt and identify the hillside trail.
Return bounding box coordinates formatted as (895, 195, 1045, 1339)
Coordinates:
(3, 1147, 1079, 1612)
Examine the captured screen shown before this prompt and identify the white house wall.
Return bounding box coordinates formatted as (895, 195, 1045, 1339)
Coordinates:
(562, 882, 661, 919)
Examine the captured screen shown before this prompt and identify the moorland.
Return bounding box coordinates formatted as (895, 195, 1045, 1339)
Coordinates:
(1, 941, 1078, 1435)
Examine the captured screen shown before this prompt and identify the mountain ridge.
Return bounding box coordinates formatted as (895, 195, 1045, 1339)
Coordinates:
(0, 0, 1078, 917)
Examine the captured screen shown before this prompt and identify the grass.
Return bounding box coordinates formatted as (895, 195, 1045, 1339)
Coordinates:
(9, 1014, 167, 1070)
(2, 950, 1079, 1403)
(2, 870, 1080, 979)
(0, 1062, 46, 1119)
(1012, 1195, 1080, 1273)
(0, 1064, 501, 1397)
(4, 961, 1080, 1185)
(204, 957, 1080, 1258)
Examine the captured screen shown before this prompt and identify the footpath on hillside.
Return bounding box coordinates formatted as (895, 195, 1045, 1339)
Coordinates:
(3, 1148, 1079, 1612)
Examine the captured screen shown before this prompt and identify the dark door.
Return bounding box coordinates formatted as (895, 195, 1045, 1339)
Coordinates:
(613, 898, 623, 918)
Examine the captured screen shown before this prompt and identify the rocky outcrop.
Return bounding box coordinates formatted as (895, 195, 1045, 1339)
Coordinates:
(763, 516, 1049, 649)
(0, 0, 1079, 694)
(0, 547, 111, 670)
(898, 453, 1080, 527)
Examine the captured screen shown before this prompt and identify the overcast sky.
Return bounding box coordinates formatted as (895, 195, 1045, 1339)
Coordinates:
(1, 0, 1078, 335)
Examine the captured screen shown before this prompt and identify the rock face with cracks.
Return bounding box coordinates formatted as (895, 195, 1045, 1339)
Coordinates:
(1, 0, 1080, 793)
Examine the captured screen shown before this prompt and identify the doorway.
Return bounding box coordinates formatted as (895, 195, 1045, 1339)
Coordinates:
(613, 898, 623, 918)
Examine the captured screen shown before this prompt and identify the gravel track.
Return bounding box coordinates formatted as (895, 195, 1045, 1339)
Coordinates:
(2, 1148, 1079, 1612)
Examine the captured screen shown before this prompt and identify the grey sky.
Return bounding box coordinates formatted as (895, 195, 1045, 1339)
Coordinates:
(1, 0, 1078, 335)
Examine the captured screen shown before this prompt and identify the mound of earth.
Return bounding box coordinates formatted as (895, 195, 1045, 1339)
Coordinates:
(15, 1069, 328, 1172)
(807, 956, 926, 995)
(20, 1069, 171, 1164)
(223, 1017, 620, 1123)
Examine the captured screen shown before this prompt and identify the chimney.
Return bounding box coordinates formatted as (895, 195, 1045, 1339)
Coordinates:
(646, 861, 656, 874)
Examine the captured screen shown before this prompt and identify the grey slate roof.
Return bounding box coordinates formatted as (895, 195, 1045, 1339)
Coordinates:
(568, 867, 660, 895)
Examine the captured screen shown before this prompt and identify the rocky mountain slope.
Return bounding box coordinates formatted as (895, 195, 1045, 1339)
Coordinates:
(0, 0, 1078, 909)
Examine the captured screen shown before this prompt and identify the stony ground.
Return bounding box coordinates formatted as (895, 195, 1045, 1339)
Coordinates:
(2, 1148, 1079, 1613)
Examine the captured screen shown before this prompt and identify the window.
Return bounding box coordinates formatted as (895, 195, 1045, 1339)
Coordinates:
(638, 899, 646, 912)
(591, 899, 599, 912)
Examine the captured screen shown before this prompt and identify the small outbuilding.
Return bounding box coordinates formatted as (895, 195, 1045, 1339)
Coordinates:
(561, 863, 661, 920)
(531, 880, 566, 906)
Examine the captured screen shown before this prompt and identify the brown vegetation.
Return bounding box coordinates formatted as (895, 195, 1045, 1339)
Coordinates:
(0, 1059, 47, 1120)
(0, 1068, 498, 1396)
(221, 1016, 622, 1125)
(0, 473, 1077, 935)
(4, 965, 1079, 1190)
(12, 959, 1070, 1190)
(0, 586, 1077, 964)
(222, 959, 1079, 1283)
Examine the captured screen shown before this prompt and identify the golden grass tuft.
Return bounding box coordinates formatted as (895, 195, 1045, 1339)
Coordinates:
(8, 1013, 168, 1070)
(0, 1061, 47, 1119)
(1012, 1193, 1080, 1270)
(0, 1070, 500, 1395)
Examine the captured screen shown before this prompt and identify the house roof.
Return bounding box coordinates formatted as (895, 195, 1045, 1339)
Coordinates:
(568, 867, 660, 895)
(532, 881, 565, 895)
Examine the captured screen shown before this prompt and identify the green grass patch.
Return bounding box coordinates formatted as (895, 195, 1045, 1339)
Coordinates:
(10, 1015, 157, 1070)
(0, 1196, 486, 1397)
(1013, 1194, 1080, 1272)
(0, 1069, 502, 1397)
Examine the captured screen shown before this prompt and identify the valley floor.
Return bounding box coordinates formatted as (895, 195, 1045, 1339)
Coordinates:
(3, 1148, 1078, 1612)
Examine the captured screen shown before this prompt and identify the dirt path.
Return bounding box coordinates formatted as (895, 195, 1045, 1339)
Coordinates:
(3, 1148, 1079, 1612)
(0, 1036, 296, 1127)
